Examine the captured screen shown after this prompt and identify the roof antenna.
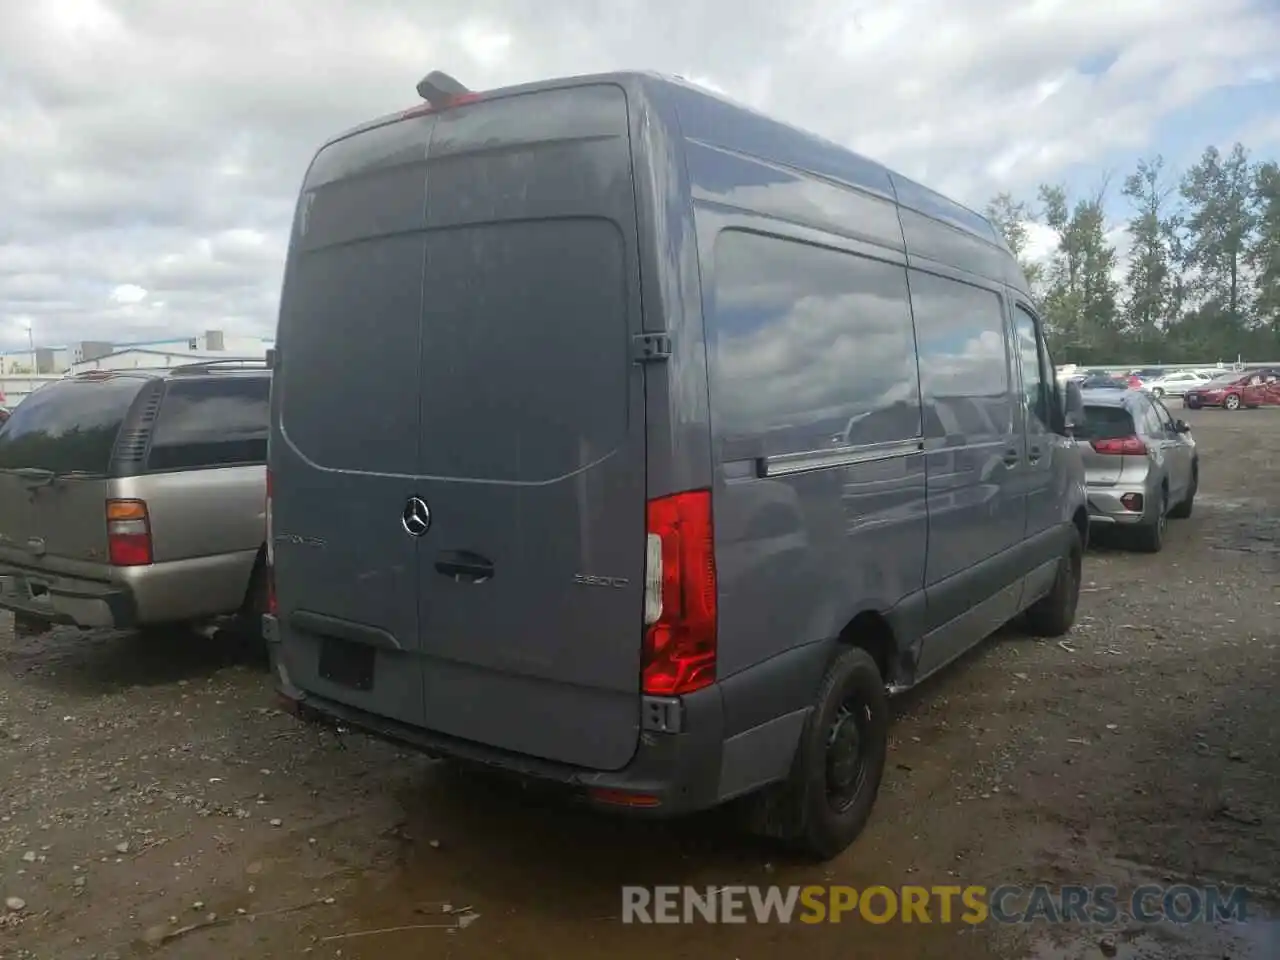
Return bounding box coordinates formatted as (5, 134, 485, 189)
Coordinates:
(416, 70, 470, 108)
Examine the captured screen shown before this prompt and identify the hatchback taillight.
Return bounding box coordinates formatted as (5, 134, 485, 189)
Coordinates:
(641, 490, 717, 696)
(1091, 435, 1147, 455)
(106, 499, 152, 566)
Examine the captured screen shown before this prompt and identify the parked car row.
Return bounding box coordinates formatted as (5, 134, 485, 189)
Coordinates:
(1062, 365, 1280, 410)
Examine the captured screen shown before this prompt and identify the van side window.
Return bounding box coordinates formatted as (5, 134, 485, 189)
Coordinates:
(708, 230, 921, 456)
(908, 272, 1013, 442)
(1011, 305, 1051, 431)
(146, 377, 271, 471)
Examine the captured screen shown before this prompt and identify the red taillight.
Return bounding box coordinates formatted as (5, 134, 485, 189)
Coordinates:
(265, 470, 277, 615)
(400, 92, 481, 120)
(106, 499, 152, 566)
(589, 787, 661, 808)
(1091, 435, 1146, 455)
(641, 489, 717, 697)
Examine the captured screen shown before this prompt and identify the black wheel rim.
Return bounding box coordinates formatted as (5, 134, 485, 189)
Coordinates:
(825, 697, 872, 812)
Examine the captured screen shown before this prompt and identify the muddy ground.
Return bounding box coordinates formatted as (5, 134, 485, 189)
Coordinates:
(1, 406, 1277, 960)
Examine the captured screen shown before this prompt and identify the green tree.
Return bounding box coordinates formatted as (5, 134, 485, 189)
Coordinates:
(1249, 160, 1280, 340)
(985, 192, 1043, 293)
(1038, 182, 1120, 362)
(1179, 143, 1256, 329)
(1120, 156, 1179, 355)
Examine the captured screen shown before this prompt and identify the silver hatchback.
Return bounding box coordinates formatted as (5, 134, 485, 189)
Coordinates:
(1074, 388, 1198, 552)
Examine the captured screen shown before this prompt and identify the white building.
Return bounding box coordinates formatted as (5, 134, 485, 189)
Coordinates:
(0, 329, 273, 405)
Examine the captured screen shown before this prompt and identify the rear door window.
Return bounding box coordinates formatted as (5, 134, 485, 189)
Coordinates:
(0, 377, 146, 474)
(147, 376, 270, 471)
(1077, 406, 1135, 442)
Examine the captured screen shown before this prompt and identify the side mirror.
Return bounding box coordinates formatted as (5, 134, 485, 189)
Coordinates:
(1174, 419, 1190, 433)
(1062, 379, 1085, 434)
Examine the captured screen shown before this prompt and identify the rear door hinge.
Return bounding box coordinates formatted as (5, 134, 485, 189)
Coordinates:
(632, 332, 672, 363)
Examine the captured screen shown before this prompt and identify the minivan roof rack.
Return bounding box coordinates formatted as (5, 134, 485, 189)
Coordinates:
(168, 357, 271, 374)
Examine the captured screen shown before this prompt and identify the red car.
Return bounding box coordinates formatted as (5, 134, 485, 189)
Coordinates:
(0, 406, 9, 426)
(1183, 370, 1280, 410)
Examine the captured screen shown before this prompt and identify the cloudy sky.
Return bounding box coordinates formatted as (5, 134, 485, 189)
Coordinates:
(1, 0, 1278, 353)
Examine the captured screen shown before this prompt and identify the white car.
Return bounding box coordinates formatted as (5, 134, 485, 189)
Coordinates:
(1142, 369, 1212, 399)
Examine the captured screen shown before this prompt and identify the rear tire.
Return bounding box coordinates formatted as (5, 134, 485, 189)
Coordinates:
(1021, 527, 1083, 637)
(753, 647, 889, 861)
(1132, 489, 1167, 553)
(1168, 465, 1197, 519)
(1151, 387, 1164, 399)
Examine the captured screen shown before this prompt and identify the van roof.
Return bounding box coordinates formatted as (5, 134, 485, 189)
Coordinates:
(318, 70, 1008, 259)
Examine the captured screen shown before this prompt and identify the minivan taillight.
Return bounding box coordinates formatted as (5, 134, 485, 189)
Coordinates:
(1091, 436, 1146, 455)
(265, 469, 277, 615)
(641, 490, 717, 696)
(106, 499, 152, 566)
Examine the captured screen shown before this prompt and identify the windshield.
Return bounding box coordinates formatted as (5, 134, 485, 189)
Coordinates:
(0, 377, 147, 474)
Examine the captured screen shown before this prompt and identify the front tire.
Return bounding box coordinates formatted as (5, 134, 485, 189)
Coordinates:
(761, 647, 889, 860)
(1224, 393, 1242, 411)
(1022, 527, 1083, 637)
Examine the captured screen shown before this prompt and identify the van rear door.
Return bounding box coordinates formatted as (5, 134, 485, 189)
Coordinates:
(271, 113, 439, 729)
(412, 85, 647, 771)
(0, 376, 146, 572)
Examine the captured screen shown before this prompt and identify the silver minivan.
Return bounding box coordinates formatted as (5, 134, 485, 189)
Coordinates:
(0, 362, 270, 638)
(265, 69, 1089, 859)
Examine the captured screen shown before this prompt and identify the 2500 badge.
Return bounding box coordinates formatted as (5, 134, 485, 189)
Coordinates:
(573, 574, 630, 588)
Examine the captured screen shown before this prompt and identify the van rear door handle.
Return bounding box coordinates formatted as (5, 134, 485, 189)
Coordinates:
(434, 550, 494, 583)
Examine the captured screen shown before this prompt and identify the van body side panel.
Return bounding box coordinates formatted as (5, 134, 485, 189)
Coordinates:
(903, 239, 1025, 679)
(632, 77, 717, 502)
(688, 138, 926, 701)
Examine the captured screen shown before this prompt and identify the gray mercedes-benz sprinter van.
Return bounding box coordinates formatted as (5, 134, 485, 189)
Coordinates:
(265, 69, 1088, 859)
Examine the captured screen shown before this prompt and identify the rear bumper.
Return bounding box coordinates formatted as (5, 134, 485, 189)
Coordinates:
(0, 561, 137, 629)
(1086, 484, 1156, 526)
(263, 615, 733, 817)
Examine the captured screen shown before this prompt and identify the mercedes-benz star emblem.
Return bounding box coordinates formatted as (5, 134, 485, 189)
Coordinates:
(402, 496, 431, 537)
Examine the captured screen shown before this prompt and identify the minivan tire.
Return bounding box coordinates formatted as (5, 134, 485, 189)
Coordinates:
(765, 646, 889, 861)
(1021, 528, 1083, 638)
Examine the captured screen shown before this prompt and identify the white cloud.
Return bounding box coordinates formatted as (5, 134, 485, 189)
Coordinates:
(0, 0, 1276, 349)
(109, 283, 147, 304)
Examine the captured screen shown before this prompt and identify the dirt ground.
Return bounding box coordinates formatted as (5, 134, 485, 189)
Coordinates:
(1, 406, 1277, 960)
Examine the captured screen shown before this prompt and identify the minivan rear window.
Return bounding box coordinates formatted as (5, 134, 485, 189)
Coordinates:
(0, 377, 146, 474)
(1077, 405, 1135, 441)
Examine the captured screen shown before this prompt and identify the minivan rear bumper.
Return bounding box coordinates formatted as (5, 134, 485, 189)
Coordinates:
(264, 616, 727, 816)
(0, 561, 136, 629)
